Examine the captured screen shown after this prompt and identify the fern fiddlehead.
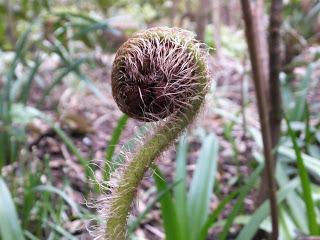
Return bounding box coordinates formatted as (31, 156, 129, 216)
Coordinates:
(103, 27, 210, 240)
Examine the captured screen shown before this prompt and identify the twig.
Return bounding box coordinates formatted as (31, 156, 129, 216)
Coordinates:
(253, 0, 269, 96)
(257, 0, 284, 207)
(269, 0, 283, 153)
(196, 0, 210, 41)
(240, 0, 279, 239)
(211, 0, 222, 58)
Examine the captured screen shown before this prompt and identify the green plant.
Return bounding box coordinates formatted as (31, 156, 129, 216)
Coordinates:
(0, 151, 95, 239)
(283, 1, 320, 41)
(282, 64, 315, 122)
(285, 115, 319, 235)
(236, 141, 320, 239)
(154, 133, 218, 240)
(236, 178, 300, 240)
(214, 102, 320, 239)
(104, 114, 128, 181)
(0, 27, 36, 169)
(135, 133, 266, 240)
(0, 177, 25, 240)
(101, 27, 210, 240)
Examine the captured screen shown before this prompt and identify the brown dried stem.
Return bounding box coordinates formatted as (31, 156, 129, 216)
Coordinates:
(257, 0, 284, 207)
(269, 0, 283, 159)
(240, 0, 279, 238)
(196, 0, 210, 41)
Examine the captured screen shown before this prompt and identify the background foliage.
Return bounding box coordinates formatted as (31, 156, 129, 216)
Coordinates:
(0, 0, 319, 239)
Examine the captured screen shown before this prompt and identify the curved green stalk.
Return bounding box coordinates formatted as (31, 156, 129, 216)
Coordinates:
(104, 61, 208, 240)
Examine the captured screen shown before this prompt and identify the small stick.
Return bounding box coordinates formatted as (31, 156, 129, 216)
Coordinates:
(240, 0, 279, 239)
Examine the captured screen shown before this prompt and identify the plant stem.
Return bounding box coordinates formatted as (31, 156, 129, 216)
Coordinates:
(240, 0, 279, 238)
(196, 0, 210, 41)
(258, 0, 284, 207)
(269, 0, 283, 156)
(104, 59, 207, 240)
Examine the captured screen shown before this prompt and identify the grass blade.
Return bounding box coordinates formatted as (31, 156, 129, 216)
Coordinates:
(128, 180, 181, 234)
(54, 10, 98, 23)
(45, 221, 77, 240)
(174, 134, 188, 240)
(40, 59, 85, 105)
(52, 123, 92, 179)
(200, 190, 239, 240)
(20, 58, 41, 104)
(187, 133, 219, 240)
(112, 126, 149, 168)
(277, 161, 308, 232)
(289, 64, 313, 121)
(2, 27, 32, 153)
(279, 205, 297, 240)
(6, 26, 32, 83)
(278, 145, 320, 178)
(236, 178, 300, 240)
(218, 163, 263, 240)
(24, 231, 41, 240)
(285, 115, 319, 235)
(153, 166, 182, 240)
(34, 185, 82, 217)
(76, 72, 109, 104)
(0, 177, 25, 240)
(104, 114, 128, 181)
(75, 20, 114, 36)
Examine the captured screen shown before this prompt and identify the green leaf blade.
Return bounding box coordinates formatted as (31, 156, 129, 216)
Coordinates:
(104, 114, 128, 181)
(285, 116, 319, 235)
(0, 177, 25, 240)
(174, 135, 188, 240)
(187, 133, 219, 240)
(154, 167, 182, 240)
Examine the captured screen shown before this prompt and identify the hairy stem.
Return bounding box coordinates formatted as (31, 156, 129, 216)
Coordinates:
(105, 60, 207, 240)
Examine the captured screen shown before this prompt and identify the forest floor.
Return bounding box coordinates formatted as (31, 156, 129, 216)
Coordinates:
(17, 45, 320, 239)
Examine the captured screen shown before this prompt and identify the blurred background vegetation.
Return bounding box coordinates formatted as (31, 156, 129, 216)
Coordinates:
(0, 0, 319, 239)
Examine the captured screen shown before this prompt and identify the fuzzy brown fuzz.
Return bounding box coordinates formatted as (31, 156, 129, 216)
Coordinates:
(112, 27, 204, 121)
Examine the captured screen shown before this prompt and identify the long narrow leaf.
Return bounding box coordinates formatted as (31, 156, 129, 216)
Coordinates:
(236, 178, 300, 240)
(154, 167, 182, 240)
(104, 114, 128, 181)
(52, 124, 92, 179)
(278, 145, 320, 177)
(200, 190, 239, 240)
(20, 58, 41, 104)
(285, 116, 319, 235)
(277, 161, 308, 232)
(45, 221, 77, 240)
(40, 59, 85, 104)
(0, 177, 25, 240)
(187, 133, 219, 240)
(76, 72, 109, 104)
(279, 205, 298, 240)
(218, 163, 263, 240)
(34, 185, 82, 217)
(128, 180, 181, 234)
(290, 64, 313, 121)
(174, 134, 188, 240)
(6, 26, 32, 83)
